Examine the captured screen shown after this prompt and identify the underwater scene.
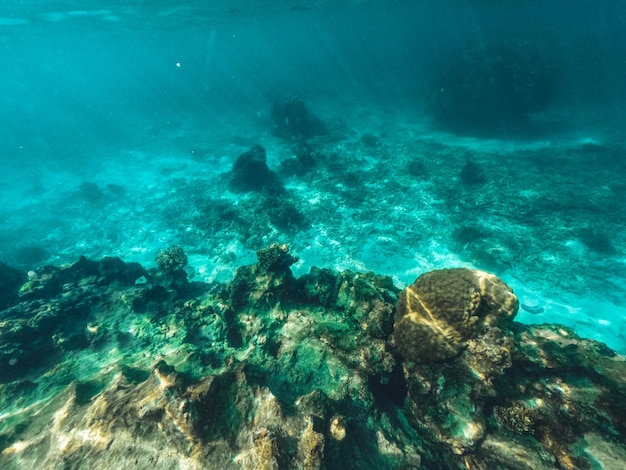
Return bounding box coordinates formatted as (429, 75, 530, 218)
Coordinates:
(1, 0, 626, 468)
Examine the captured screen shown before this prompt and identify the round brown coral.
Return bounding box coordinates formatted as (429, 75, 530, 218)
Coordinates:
(393, 268, 519, 363)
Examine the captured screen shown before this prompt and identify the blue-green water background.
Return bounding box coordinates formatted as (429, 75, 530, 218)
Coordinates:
(2, 0, 625, 167)
(1, 0, 626, 352)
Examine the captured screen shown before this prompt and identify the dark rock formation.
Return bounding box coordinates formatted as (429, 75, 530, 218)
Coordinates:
(270, 97, 327, 141)
(0, 262, 25, 309)
(229, 145, 282, 193)
(279, 144, 320, 177)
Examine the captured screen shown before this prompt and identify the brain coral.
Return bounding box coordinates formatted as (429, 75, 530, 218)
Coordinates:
(393, 268, 519, 363)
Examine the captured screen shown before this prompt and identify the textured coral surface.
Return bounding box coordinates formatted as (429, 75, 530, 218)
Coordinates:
(1, 250, 625, 469)
(394, 268, 519, 363)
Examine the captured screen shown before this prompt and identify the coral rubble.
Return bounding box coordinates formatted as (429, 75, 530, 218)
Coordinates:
(1, 249, 625, 469)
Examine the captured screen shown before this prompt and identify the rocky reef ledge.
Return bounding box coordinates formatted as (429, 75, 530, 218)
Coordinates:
(1, 245, 625, 469)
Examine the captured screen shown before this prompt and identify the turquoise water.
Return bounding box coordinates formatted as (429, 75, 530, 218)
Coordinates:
(1, 1, 626, 468)
(2, 0, 625, 351)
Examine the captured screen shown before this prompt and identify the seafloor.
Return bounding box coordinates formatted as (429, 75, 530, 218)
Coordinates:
(1, 102, 625, 352)
(1, 100, 626, 468)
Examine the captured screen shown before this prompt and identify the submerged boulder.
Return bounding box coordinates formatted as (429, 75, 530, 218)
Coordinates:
(270, 97, 327, 141)
(229, 145, 282, 193)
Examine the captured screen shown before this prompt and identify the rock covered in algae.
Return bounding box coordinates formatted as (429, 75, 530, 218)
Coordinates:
(1, 250, 626, 470)
(393, 268, 519, 363)
(0, 247, 410, 469)
(402, 323, 626, 468)
(256, 243, 299, 273)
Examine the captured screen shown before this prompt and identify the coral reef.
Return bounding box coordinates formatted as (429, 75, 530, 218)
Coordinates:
(229, 145, 283, 193)
(393, 268, 519, 363)
(156, 245, 188, 274)
(264, 196, 309, 232)
(256, 243, 299, 273)
(270, 97, 327, 141)
(278, 144, 320, 177)
(155, 245, 190, 289)
(223, 145, 309, 236)
(1, 250, 625, 469)
(1, 256, 147, 383)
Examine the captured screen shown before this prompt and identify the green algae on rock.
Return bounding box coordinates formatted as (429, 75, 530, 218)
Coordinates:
(1, 249, 626, 469)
